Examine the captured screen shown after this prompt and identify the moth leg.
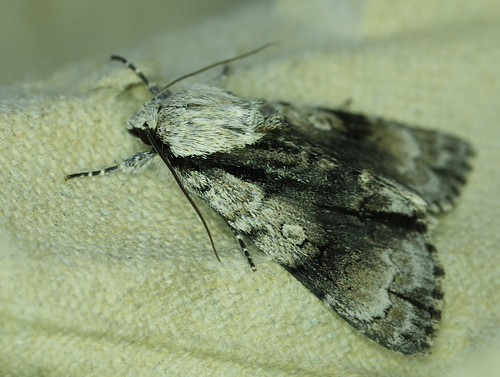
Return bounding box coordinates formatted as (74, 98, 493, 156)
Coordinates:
(65, 150, 156, 180)
(220, 65, 230, 80)
(230, 229, 256, 271)
(110, 55, 161, 95)
(337, 98, 353, 111)
(204, 65, 230, 87)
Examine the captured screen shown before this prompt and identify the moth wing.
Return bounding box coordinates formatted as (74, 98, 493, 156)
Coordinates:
(279, 197, 444, 355)
(179, 130, 443, 354)
(267, 103, 473, 212)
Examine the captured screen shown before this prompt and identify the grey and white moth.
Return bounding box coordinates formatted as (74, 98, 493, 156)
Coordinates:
(67, 50, 473, 355)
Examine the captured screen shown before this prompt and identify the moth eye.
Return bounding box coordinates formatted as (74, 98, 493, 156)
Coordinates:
(131, 123, 151, 146)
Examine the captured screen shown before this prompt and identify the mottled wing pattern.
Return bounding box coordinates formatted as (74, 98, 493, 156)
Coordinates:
(66, 54, 474, 355)
(174, 129, 444, 354)
(267, 103, 474, 212)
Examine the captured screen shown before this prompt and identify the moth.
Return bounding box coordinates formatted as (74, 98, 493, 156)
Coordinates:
(67, 47, 473, 355)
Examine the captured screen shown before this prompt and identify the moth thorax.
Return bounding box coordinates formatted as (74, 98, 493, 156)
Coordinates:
(155, 85, 270, 157)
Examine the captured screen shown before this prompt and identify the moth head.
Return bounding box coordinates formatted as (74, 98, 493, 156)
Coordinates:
(126, 84, 285, 157)
(126, 97, 163, 146)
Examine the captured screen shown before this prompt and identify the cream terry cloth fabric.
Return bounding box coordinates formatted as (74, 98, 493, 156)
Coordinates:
(1, 1, 499, 376)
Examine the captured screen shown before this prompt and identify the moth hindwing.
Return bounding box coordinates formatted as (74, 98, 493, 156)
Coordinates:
(67, 54, 473, 355)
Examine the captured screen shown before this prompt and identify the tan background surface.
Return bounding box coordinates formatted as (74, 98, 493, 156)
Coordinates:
(1, 1, 499, 376)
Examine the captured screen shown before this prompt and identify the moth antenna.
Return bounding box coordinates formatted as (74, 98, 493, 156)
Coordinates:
(155, 42, 277, 97)
(111, 55, 159, 94)
(143, 126, 221, 262)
